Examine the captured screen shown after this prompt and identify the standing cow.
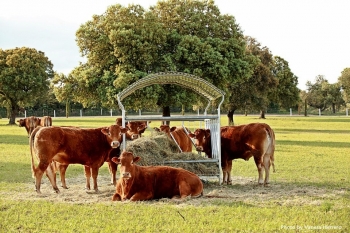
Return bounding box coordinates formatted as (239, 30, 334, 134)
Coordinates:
(17, 116, 40, 137)
(111, 151, 203, 201)
(154, 125, 193, 152)
(189, 123, 275, 185)
(38, 116, 52, 127)
(30, 125, 127, 193)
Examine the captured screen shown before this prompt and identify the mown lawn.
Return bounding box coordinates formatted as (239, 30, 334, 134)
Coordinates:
(0, 115, 349, 232)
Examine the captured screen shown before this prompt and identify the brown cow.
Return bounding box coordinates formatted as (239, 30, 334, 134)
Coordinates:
(154, 125, 193, 152)
(30, 125, 127, 193)
(38, 116, 52, 126)
(111, 151, 203, 201)
(17, 116, 40, 137)
(189, 123, 275, 185)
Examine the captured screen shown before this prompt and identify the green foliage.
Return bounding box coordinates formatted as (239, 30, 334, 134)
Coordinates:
(272, 56, 300, 109)
(306, 75, 345, 112)
(338, 67, 350, 103)
(0, 47, 53, 124)
(73, 0, 253, 114)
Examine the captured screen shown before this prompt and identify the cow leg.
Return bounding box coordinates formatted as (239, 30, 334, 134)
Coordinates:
(58, 164, 69, 189)
(45, 162, 60, 193)
(91, 166, 99, 192)
(33, 163, 47, 194)
(108, 162, 118, 186)
(84, 165, 91, 190)
(254, 156, 264, 185)
(226, 160, 233, 185)
(263, 155, 271, 185)
(130, 192, 153, 201)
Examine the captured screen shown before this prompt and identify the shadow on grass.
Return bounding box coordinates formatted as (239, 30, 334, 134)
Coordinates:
(0, 134, 29, 145)
(275, 128, 350, 134)
(277, 139, 350, 148)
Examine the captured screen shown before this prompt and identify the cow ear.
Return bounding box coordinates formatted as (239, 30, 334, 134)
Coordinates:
(101, 128, 109, 135)
(111, 157, 120, 164)
(188, 133, 195, 138)
(205, 129, 211, 137)
(133, 156, 141, 163)
(121, 127, 128, 134)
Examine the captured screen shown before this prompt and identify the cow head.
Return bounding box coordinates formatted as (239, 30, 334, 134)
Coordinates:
(125, 122, 147, 140)
(111, 151, 141, 180)
(154, 125, 176, 134)
(116, 118, 148, 140)
(189, 129, 211, 153)
(17, 116, 40, 137)
(101, 125, 128, 148)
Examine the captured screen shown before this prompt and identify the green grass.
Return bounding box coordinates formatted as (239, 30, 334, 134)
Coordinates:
(0, 115, 349, 232)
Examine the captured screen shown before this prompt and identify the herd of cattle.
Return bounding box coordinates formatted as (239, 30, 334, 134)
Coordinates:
(17, 116, 276, 201)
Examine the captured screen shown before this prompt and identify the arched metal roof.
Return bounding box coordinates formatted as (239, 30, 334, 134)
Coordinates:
(117, 72, 225, 103)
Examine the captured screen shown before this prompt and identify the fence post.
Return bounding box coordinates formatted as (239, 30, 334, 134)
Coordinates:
(110, 109, 112, 117)
(290, 108, 292, 116)
(101, 108, 103, 116)
(25, 110, 27, 118)
(54, 110, 56, 118)
(346, 108, 348, 116)
(80, 109, 82, 117)
(319, 108, 321, 116)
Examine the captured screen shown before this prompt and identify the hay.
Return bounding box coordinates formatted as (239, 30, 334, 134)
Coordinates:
(125, 132, 219, 176)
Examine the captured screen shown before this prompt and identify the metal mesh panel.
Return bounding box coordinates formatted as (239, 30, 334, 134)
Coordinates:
(205, 119, 221, 160)
(117, 72, 225, 103)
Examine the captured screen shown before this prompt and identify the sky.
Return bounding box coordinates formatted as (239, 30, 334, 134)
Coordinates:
(1, 0, 349, 90)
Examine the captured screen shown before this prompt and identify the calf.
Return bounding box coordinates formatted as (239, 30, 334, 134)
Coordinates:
(154, 125, 193, 152)
(189, 123, 275, 185)
(17, 116, 40, 137)
(30, 125, 127, 193)
(111, 151, 203, 201)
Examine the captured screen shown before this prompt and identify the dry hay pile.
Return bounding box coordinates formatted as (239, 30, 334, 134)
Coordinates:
(125, 132, 219, 176)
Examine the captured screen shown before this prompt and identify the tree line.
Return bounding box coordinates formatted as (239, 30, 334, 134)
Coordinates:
(1, 0, 349, 125)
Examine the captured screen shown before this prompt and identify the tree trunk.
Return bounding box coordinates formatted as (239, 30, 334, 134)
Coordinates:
(66, 100, 70, 118)
(259, 110, 266, 119)
(304, 99, 307, 116)
(332, 103, 336, 114)
(8, 104, 19, 125)
(162, 106, 170, 125)
(227, 110, 235, 126)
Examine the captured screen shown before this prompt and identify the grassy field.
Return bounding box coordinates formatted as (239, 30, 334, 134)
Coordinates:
(0, 115, 349, 232)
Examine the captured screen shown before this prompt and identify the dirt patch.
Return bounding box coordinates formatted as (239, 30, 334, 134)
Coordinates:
(4, 174, 347, 207)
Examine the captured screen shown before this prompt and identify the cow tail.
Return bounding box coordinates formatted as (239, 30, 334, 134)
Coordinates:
(29, 127, 40, 178)
(265, 126, 276, 173)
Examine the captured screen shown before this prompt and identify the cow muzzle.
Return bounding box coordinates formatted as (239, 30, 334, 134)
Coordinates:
(122, 172, 131, 179)
(195, 146, 203, 152)
(111, 141, 120, 148)
(131, 134, 139, 140)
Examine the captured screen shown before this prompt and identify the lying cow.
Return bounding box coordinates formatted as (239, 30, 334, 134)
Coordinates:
(111, 151, 203, 201)
(189, 123, 275, 185)
(154, 125, 193, 152)
(30, 125, 127, 193)
(116, 118, 148, 139)
(17, 116, 40, 137)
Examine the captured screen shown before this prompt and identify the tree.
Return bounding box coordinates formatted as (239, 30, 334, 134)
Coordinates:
(306, 75, 344, 113)
(74, 0, 253, 118)
(271, 56, 300, 111)
(0, 47, 53, 124)
(338, 67, 350, 104)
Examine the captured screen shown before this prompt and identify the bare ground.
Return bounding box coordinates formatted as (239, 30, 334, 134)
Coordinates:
(4, 175, 348, 207)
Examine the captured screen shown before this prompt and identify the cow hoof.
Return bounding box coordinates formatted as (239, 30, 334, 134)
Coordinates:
(227, 180, 232, 185)
(62, 186, 69, 189)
